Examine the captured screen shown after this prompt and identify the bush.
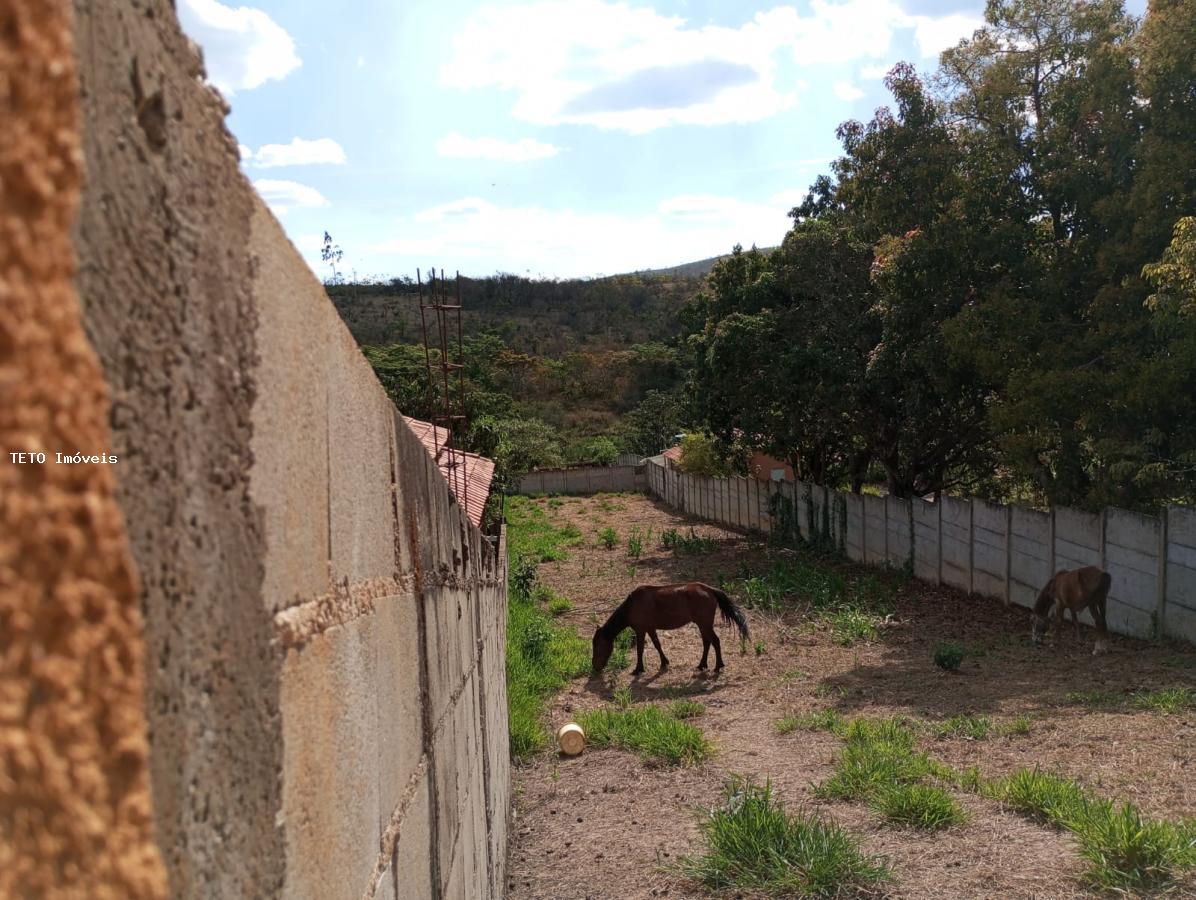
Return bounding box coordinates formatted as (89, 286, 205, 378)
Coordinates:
(598, 526, 618, 549)
(933, 641, 966, 671)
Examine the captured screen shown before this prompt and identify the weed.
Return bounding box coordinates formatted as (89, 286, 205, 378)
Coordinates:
(576, 705, 711, 766)
(627, 526, 644, 557)
(997, 715, 1032, 736)
(871, 783, 967, 831)
(818, 719, 932, 801)
(611, 685, 633, 709)
(935, 715, 991, 740)
(754, 641, 766, 656)
(547, 596, 572, 616)
(661, 527, 717, 555)
(1132, 687, 1196, 714)
(669, 699, 706, 720)
(607, 629, 635, 671)
(1065, 689, 1123, 708)
(776, 709, 845, 735)
(679, 777, 890, 896)
(598, 526, 618, 550)
(933, 641, 966, 672)
(991, 768, 1196, 891)
(827, 607, 880, 645)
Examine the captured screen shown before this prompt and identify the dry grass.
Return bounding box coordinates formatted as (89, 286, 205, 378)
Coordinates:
(506, 492, 1196, 899)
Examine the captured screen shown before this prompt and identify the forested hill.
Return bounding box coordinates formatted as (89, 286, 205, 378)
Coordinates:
(326, 271, 704, 356)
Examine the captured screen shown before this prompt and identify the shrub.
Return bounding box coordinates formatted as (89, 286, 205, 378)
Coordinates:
(598, 526, 618, 549)
(933, 641, 966, 671)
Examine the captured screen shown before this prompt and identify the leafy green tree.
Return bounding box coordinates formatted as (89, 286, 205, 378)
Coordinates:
(620, 389, 685, 457)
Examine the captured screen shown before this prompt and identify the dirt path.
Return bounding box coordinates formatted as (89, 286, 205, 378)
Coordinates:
(506, 493, 1196, 899)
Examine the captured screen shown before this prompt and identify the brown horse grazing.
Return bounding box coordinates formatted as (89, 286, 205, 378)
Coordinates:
(1032, 566, 1112, 654)
(591, 582, 750, 675)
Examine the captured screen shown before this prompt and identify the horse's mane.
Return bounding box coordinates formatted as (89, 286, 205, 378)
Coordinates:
(1033, 575, 1057, 615)
(596, 593, 635, 638)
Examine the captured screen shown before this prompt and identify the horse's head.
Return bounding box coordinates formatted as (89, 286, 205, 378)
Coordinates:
(591, 629, 613, 674)
(1031, 576, 1057, 645)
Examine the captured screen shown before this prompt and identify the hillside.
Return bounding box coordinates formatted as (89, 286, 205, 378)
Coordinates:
(327, 271, 705, 356)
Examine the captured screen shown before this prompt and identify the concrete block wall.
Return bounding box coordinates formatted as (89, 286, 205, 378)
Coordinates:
(644, 460, 1196, 644)
(516, 464, 645, 495)
(59, 1, 509, 897)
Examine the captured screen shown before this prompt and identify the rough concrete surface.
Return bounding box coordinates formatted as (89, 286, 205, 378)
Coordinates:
(0, 0, 167, 895)
(58, 2, 511, 897)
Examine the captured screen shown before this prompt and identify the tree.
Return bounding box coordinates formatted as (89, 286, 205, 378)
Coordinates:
(620, 389, 685, 457)
(321, 231, 343, 285)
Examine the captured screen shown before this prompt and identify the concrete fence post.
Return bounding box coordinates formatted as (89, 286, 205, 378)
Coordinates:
(968, 500, 975, 596)
(1004, 504, 1013, 606)
(1157, 506, 1169, 639)
(883, 494, 890, 565)
(1048, 507, 1056, 577)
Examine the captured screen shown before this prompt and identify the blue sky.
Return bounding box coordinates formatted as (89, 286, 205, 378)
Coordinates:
(178, 0, 1147, 280)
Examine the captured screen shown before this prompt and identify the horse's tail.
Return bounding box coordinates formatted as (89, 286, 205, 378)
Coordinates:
(713, 587, 750, 641)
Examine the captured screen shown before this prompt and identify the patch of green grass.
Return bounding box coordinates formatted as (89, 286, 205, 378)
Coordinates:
(1065, 687, 1196, 714)
(933, 641, 966, 671)
(754, 640, 766, 656)
(505, 496, 585, 562)
(679, 777, 890, 896)
(935, 715, 991, 740)
(661, 527, 717, 555)
(870, 783, 967, 831)
(1065, 689, 1123, 709)
(1132, 687, 1196, 714)
(827, 607, 880, 645)
(991, 768, 1196, 891)
(776, 708, 846, 736)
(606, 629, 634, 671)
(506, 592, 592, 759)
(611, 685, 633, 709)
(818, 719, 933, 801)
(669, 699, 706, 719)
(547, 596, 572, 616)
(626, 525, 652, 558)
(597, 526, 618, 549)
(997, 715, 1032, 736)
(547, 497, 564, 509)
(576, 705, 711, 766)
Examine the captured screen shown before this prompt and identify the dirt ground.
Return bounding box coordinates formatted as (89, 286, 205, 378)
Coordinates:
(505, 493, 1196, 900)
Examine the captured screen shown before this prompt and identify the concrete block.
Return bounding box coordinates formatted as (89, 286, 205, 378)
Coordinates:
(249, 205, 333, 612)
(1055, 506, 1101, 554)
(328, 325, 398, 583)
(1167, 506, 1196, 550)
(1106, 508, 1160, 555)
(281, 616, 380, 900)
(393, 773, 434, 900)
(375, 594, 425, 832)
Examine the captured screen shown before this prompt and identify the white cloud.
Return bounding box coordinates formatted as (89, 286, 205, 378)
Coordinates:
(833, 81, 865, 101)
(177, 0, 300, 94)
(910, 12, 984, 57)
(435, 133, 562, 162)
(368, 193, 795, 278)
(441, 1, 982, 132)
(252, 179, 329, 216)
(860, 63, 892, 80)
(243, 137, 347, 168)
(357, 55, 366, 68)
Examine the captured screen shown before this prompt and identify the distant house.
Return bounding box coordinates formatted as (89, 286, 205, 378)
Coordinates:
(403, 416, 496, 528)
(747, 451, 794, 483)
(662, 433, 793, 483)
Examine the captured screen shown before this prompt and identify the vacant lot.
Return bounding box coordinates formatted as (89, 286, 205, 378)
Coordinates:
(505, 492, 1196, 899)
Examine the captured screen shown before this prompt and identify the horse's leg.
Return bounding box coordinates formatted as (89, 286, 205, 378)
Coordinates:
(632, 629, 646, 676)
(1072, 607, 1081, 644)
(696, 623, 711, 670)
(648, 630, 669, 671)
(711, 630, 725, 671)
(1054, 602, 1065, 646)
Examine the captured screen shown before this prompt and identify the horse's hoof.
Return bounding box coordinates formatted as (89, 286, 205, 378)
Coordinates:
(632, 668, 645, 676)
